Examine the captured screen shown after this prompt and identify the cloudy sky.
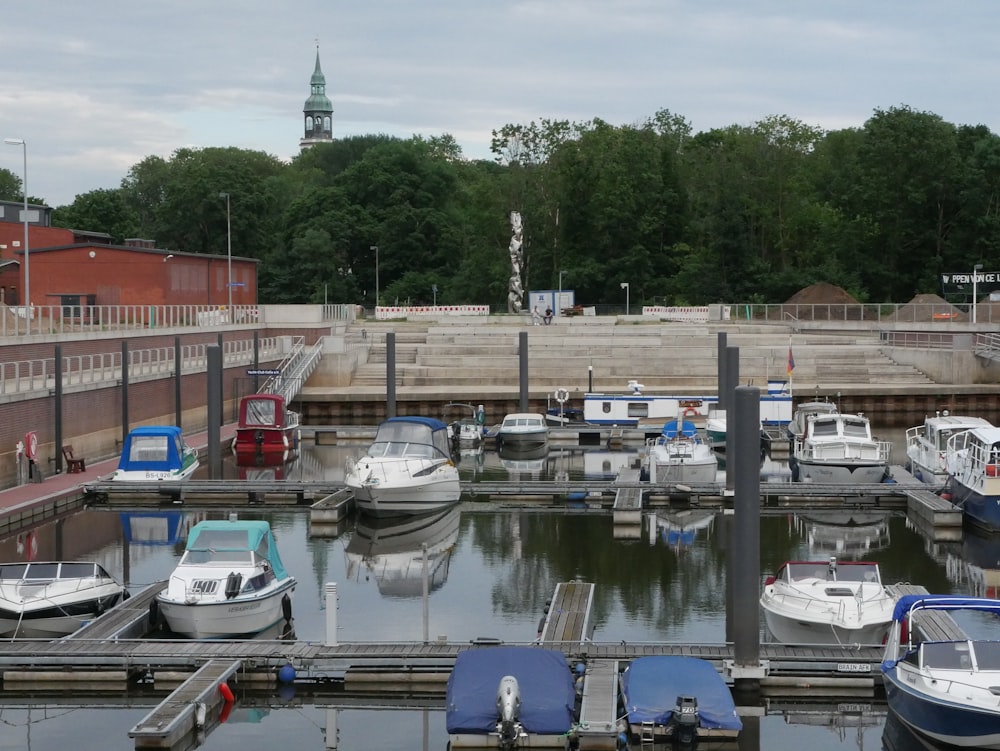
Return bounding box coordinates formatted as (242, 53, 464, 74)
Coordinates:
(3, 1, 999, 207)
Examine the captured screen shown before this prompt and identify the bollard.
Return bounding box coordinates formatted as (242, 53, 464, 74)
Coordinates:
(325, 582, 339, 646)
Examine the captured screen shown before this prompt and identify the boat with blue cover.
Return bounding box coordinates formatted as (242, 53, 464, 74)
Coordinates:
(645, 419, 718, 484)
(111, 425, 199, 482)
(881, 594, 1000, 749)
(446, 646, 576, 748)
(620, 655, 742, 743)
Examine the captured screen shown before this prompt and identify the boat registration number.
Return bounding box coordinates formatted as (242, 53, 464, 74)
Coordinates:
(836, 662, 871, 673)
(837, 703, 871, 713)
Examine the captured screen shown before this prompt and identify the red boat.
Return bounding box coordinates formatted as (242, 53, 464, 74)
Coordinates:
(233, 393, 301, 462)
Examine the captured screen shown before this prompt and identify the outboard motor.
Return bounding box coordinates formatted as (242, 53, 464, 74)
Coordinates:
(495, 675, 522, 749)
(673, 695, 699, 746)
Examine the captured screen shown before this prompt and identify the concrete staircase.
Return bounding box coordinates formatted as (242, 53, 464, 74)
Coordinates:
(343, 317, 935, 396)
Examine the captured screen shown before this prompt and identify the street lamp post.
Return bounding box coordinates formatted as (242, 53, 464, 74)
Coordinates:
(4, 138, 28, 317)
(370, 245, 379, 309)
(220, 192, 232, 322)
(620, 282, 629, 316)
(973, 263, 984, 324)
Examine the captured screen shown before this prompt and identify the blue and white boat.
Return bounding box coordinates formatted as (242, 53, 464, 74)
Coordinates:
(620, 656, 742, 744)
(155, 519, 296, 639)
(645, 419, 718, 484)
(111, 425, 199, 482)
(945, 425, 1000, 531)
(906, 412, 993, 487)
(446, 646, 576, 748)
(881, 594, 1000, 749)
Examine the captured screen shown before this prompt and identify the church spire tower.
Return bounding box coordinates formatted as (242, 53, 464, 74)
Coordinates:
(300, 45, 334, 149)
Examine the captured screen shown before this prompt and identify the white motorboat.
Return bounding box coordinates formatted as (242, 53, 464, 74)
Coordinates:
(645, 419, 718, 484)
(495, 412, 549, 452)
(944, 425, 1000, 532)
(0, 561, 128, 638)
(111, 425, 199, 482)
(789, 411, 890, 484)
(344, 505, 461, 597)
(345, 416, 461, 517)
(155, 519, 296, 639)
(760, 557, 896, 645)
(905, 412, 993, 487)
(786, 399, 839, 441)
(443, 402, 485, 448)
(882, 594, 1000, 749)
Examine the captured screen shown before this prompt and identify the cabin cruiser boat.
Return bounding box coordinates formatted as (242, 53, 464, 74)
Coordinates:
(944, 425, 1000, 531)
(905, 412, 992, 487)
(760, 557, 895, 645)
(155, 519, 296, 639)
(0, 561, 128, 638)
(495, 413, 549, 452)
(787, 398, 839, 441)
(232, 393, 301, 462)
(443, 402, 484, 448)
(789, 411, 890, 484)
(111, 425, 199, 482)
(882, 594, 1000, 748)
(345, 416, 460, 517)
(645, 419, 718, 484)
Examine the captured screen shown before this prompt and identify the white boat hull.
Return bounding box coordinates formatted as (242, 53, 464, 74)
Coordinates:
(793, 460, 888, 484)
(347, 459, 461, 517)
(761, 606, 891, 646)
(157, 578, 295, 639)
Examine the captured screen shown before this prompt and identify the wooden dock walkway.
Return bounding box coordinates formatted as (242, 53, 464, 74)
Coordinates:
(612, 467, 643, 524)
(576, 658, 620, 751)
(538, 581, 597, 646)
(66, 581, 166, 641)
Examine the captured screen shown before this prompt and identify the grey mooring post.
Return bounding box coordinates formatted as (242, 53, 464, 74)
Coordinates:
(207, 344, 222, 479)
(731, 385, 762, 688)
(386, 332, 397, 418)
(54, 344, 63, 474)
(519, 331, 529, 412)
(174, 336, 182, 429)
(121, 341, 130, 446)
(725, 346, 740, 491)
(716, 332, 728, 410)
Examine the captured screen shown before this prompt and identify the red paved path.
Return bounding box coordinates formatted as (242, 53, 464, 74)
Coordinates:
(0, 425, 238, 516)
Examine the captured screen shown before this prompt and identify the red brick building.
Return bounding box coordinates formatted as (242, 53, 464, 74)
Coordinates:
(0, 200, 258, 307)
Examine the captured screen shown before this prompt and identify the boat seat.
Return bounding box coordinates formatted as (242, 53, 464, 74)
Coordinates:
(62, 445, 86, 473)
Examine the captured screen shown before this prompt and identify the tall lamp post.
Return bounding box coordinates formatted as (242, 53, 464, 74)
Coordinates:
(973, 263, 984, 324)
(620, 281, 629, 316)
(4, 138, 28, 316)
(370, 245, 379, 309)
(220, 192, 232, 321)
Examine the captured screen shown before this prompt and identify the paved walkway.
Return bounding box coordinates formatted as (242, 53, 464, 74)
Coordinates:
(0, 424, 237, 517)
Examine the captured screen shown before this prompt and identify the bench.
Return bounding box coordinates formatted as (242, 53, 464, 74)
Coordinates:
(62, 445, 86, 473)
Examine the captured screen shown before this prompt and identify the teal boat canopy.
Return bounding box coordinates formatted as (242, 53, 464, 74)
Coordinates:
(184, 520, 290, 581)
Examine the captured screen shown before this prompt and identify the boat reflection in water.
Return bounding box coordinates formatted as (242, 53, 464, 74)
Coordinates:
(235, 452, 303, 481)
(796, 511, 892, 557)
(497, 444, 549, 479)
(651, 508, 717, 550)
(344, 506, 461, 597)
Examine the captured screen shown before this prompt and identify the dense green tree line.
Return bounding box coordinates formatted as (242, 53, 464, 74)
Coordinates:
(3, 105, 999, 307)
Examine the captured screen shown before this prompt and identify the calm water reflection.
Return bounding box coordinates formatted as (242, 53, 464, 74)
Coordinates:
(1, 427, 985, 751)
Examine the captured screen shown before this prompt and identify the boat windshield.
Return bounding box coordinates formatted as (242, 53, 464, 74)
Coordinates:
(182, 549, 255, 566)
(783, 562, 879, 583)
(0, 562, 102, 580)
(843, 420, 870, 438)
(369, 441, 437, 459)
(244, 399, 277, 426)
(129, 435, 170, 462)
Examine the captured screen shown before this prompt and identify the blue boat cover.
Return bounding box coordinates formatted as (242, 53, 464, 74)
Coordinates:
(117, 425, 191, 472)
(445, 647, 575, 735)
(385, 416, 449, 431)
(621, 656, 742, 732)
(184, 520, 290, 581)
(892, 593, 1000, 622)
(661, 420, 698, 439)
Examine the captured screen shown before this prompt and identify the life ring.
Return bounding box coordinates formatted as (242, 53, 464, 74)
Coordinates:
(682, 407, 699, 419)
(555, 388, 570, 404)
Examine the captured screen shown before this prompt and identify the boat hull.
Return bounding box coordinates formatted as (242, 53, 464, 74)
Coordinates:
(111, 460, 199, 482)
(347, 460, 461, 517)
(947, 480, 1000, 532)
(156, 578, 296, 639)
(0, 589, 126, 638)
(791, 459, 888, 484)
(233, 426, 299, 460)
(883, 667, 1000, 749)
(761, 606, 890, 645)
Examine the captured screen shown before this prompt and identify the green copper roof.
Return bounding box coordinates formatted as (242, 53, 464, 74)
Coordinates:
(304, 48, 333, 112)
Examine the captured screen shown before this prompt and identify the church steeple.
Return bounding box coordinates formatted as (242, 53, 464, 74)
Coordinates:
(300, 46, 334, 149)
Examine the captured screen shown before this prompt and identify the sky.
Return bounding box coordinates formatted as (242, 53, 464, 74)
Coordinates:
(3, 1, 1000, 208)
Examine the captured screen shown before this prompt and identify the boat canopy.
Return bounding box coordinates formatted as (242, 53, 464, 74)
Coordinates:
(621, 656, 742, 732)
(239, 393, 288, 428)
(117, 426, 190, 472)
(445, 646, 575, 735)
(371, 416, 452, 458)
(661, 419, 698, 439)
(182, 520, 289, 581)
(892, 593, 1000, 622)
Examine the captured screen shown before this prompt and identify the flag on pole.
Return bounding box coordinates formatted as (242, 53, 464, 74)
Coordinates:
(787, 343, 795, 376)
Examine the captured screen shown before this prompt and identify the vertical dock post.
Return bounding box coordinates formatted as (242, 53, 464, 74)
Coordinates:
(325, 582, 338, 646)
(174, 335, 182, 429)
(207, 344, 222, 479)
(55, 344, 63, 474)
(725, 346, 740, 492)
(716, 332, 728, 410)
(121, 340, 130, 446)
(519, 331, 529, 412)
(386, 332, 396, 418)
(422, 542, 429, 643)
(325, 707, 339, 749)
(731, 384, 763, 689)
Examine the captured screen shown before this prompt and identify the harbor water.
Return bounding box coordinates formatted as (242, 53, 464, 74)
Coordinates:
(1, 428, 991, 751)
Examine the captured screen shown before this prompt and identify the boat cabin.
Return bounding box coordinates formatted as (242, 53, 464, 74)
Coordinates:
(234, 393, 300, 459)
